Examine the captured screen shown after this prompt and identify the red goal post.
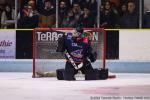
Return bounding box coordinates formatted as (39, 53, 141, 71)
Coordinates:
(32, 28, 106, 78)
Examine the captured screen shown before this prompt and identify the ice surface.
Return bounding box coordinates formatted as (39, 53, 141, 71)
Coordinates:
(0, 73, 150, 100)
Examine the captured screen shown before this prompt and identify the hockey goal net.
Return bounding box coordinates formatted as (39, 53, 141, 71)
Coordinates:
(32, 28, 106, 78)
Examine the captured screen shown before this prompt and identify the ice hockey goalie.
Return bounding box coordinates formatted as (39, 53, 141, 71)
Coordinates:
(56, 27, 98, 80)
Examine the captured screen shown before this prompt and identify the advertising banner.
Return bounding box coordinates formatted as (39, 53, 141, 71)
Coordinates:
(0, 30, 16, 59)
(34, 29, 103, 59)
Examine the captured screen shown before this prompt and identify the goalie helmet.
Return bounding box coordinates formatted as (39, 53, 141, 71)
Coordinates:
(72, 26, 83, 38)
(75, 26, 83, 34)
(75, 23, 84, 35)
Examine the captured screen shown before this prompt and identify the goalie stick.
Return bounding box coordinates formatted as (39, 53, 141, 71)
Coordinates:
(65, 51, 83, 70)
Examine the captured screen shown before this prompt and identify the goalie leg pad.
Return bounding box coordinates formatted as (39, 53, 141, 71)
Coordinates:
(56, 69, 65, 80)
(85, 69, 100, 80)
(99, 68, 108, 80)
(64, 62, 78, 80)
(80, 60, 93, 74)
(64, 68, 76, 80)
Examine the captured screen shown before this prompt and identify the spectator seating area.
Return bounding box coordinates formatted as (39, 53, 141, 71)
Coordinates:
(0, 0, 149, 28)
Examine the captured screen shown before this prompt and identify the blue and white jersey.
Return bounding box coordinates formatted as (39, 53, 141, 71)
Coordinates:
(64, 34, 90, 63)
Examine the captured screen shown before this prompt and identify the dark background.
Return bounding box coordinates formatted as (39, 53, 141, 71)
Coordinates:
(16, 30, 119, 59)
(16, 30, 32, 59)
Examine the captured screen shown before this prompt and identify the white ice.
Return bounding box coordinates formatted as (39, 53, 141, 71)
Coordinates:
(0, 73, 150, 100)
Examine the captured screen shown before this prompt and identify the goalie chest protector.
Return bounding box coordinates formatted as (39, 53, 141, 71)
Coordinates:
(64, 34, 90, 63)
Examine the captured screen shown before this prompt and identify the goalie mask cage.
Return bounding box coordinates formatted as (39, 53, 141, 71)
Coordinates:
(32, 28, 106, 78)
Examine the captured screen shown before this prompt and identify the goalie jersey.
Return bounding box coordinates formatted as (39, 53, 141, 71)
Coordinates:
(56, 32, 97, 63)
